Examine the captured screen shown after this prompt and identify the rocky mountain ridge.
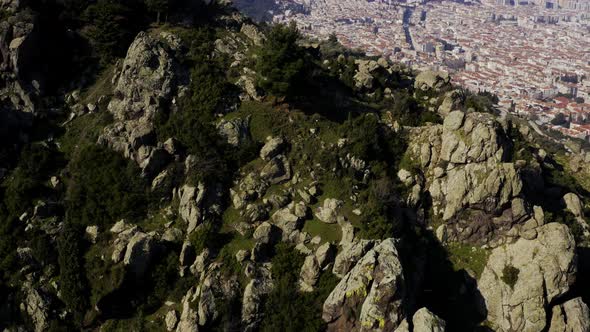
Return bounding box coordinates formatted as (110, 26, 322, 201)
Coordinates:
(1, 1, 590, 332)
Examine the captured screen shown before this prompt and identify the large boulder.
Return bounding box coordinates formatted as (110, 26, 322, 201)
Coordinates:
(241, 24, 265, 46)
(548, 297, 590, 332)
(354, 59, 380, 89)
(316, 198, 344, 224)
(0, 9, 38, 137)
(323, 239, 406, 331)
(272, 203, 305, 241)
(123, 232, 157, 278)
(414, 71, 451, 92)
(437, 90, 464, 116)
(260, 136, 286, 161)
(412, 308, 446, 332)
(253, 222, 281, 245)
(166, 310, 179, 331)
(178, 183, 206, 234)
(111, 222, 139, 263)
(332, 239, 377, 278)
(176, 287, 199, 332)
(260, 155, 291, 184)
(478, 223, 577, 332)
(563, 193, 590, 236)
(176, 264, 241, 331)
(217, 116, 251, 147)
(563, 193, 584, 218)
(299, 242, 337, 292)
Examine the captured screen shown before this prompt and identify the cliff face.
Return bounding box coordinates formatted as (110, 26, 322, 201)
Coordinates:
(1, 2, 590, 332)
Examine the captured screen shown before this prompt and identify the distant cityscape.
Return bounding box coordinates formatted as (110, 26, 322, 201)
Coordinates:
(234, 0, 590, 142)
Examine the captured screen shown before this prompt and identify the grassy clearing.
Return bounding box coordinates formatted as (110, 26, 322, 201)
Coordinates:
(221, 206, 244, 231)
(224, 101, 283, 142)
(303, 218, 341, 244)
(446, 242, 490, 279)
(140, 210, 171, 232)
(222, 234, 255, 255)
(80, 64, 116, 105)
(318, 177, 351, 201)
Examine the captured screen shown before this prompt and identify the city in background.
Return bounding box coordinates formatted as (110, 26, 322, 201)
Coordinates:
(235, 0, 590, 142)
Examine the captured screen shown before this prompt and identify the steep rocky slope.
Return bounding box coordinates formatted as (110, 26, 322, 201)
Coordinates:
(1, 1, 590, 332)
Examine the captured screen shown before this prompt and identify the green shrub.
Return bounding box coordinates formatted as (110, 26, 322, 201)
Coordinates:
(188, 223, 216, 253)
(501, 265, 520, 289)
(342, 114, 382, 162)
(155, 28, 253, 186)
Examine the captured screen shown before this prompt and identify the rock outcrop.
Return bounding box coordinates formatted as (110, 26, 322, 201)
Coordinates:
(563, 193, 590, 236)
(20, 282, 49, 332)
(332, 239, 377, 278)
(0, 7, 38, 111)
(260, 136, 286, 161)
(99, 31, 187, 177)
(323, 239, 406, 331)
(404, 111, 526, 246)
(242, 264, 273, 331)
(176, 264, 241, 331)
(478, 223, 577, 332)
(299, 242, 336, 292)
(176, 182, 223, 235)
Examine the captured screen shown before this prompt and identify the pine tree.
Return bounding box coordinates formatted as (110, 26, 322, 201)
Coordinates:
(255, 22, 306, 98)
(83, 0, 133, 63)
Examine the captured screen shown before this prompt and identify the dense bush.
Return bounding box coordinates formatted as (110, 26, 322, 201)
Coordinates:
(341, 114, 382, 161)
(65, 145, 148, 228)
(464, 91, 499, 114)
(57, 222, 88, 325)
(0, 210, 20, 284)
(156, 28, 258, 185)
(2, 144, 64, 216)
(358, 174, 404, 239)
(390, 90, 440, 126)
(260, 244, 337, 332)
(83, 1, 138, 64)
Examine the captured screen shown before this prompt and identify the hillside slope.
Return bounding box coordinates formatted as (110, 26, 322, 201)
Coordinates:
(1, 1, 590, 332)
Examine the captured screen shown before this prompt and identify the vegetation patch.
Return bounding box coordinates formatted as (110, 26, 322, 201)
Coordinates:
(260, 243, 339, 332)
(303, 218, 342, 244)
(501, 264, 520, 289)
(65, 144, 149, 228)
(446, 243, 490, 279)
